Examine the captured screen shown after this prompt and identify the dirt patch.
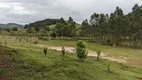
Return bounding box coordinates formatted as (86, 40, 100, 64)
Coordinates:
(36, 44, 129, 63)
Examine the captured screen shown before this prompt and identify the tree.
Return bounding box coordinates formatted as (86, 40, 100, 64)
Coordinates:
(50, 32, 56, 39)
(34, 26, 40, 32)
(80, 19, 94, 36)
(5, 28, 11, 32)
(12, 27, 18, 31)
(76, 40, 88, 61)
(27, 28, 36, 33)
(108, 7, 124, 46)
(126, 4, 142, 47)
(54, 21, 77, 37)
(68, 16, 73, 22)
(38, 28, 47, 36)
(54, 23, 66, 37)
(60, 17, 66, 24)
(64, 22, 76, 37)
(90, 13, 100, 26)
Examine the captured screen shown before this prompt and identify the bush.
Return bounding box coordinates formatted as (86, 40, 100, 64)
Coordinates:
(62, 47, 65, 55)
(12, 27, 18, 31)
(96, 50, 101, 60)
(76, 40, 88, 61)
(50, 32, 56, 40)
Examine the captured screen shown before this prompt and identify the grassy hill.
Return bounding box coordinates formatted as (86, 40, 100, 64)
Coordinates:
(0, 41, 142, 80)
(49, 23, 81, 30)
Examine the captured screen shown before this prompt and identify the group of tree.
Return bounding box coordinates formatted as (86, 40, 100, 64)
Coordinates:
(24, 4, 142, 48)
(54, 17, 76, 37)
(25, 17, 77, 37)
(25, 19, 58, 34)
(80, 4, 142, 48)
(0, 27, 18, 32)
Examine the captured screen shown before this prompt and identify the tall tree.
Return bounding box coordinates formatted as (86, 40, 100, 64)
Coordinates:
(60, 17, 66, 24)
(109, 7, 124, 46)
(54, 23, 65, 37)
(68, 16, 74, 22)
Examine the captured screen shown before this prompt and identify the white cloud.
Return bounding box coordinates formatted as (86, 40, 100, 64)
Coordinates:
(12, 5, 36, 15)
(13, 5, 24, 11)
(0, 0, 142, 24)
(0, 2, 10, 9)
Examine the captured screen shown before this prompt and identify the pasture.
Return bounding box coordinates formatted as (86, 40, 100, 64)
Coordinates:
(0, 36, 142, 80)
(39, 39, 142, 67)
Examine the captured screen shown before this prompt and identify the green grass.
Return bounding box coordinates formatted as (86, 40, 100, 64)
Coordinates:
(39, 40, 142, 67)
(49, 25, 56, 30)
(0, 40, 142, 80)
(49, 23, 81, 31)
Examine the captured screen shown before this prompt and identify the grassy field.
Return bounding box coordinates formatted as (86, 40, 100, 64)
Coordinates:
(0, 36, 142, 80)
(39, 40, 142, 67)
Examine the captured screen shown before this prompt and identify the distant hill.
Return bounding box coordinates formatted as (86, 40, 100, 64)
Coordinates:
(24, 18, 60, 29)
(25, 18, 81, 29)
(0, 23, 23, 28)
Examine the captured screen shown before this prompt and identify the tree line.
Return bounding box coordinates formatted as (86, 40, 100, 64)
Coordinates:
(24, 4, 142, 48)
(80, 4, 142, 48)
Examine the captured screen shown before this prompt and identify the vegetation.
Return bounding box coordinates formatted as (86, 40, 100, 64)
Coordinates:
(39, 40, 142, 67)
(0, 4, 142, 48)
(0, 41, 142, 80)
(96, 50, 101, 60)
(0, 3, 142, 80)
(76, 40, 88, 61)
(81, 4, 142, 48)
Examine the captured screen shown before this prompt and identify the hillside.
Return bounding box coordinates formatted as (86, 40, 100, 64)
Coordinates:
(0, 41, 142, 80)
(25, 18, 80, 29)
(0, 23, 23, 28)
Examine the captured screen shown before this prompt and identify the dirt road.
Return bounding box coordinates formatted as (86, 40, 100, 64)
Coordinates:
(36, 44, 129, 63)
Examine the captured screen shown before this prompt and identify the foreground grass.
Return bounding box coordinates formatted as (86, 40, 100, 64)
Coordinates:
(39, 40, 142, 67)
(0, 42, 142, 80)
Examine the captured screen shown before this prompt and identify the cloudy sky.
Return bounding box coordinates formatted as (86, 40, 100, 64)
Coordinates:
(0, 0, 142, 24)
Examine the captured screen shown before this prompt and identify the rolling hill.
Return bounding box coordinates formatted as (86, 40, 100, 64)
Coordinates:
(0, 23, 23, 28)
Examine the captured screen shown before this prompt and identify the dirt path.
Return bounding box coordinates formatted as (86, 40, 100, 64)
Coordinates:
(36, 44, 129, 63)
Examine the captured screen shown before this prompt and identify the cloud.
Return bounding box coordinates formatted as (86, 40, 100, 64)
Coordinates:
(0, 0, 142, 24)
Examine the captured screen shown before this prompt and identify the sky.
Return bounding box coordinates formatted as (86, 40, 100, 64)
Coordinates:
(0, 0, 142, 25)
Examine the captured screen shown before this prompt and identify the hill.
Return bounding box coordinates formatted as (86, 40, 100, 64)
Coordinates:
(0, 23, 23, 28)
(25, 18, 80, 29)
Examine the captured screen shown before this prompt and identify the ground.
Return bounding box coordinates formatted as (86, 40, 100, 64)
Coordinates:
(39, 40, 142, 67)
(0, 36, 142, 80)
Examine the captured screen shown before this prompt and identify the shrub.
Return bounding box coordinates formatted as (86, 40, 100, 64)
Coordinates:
(62, 47, 65, 55)
(43, 47, 47, 56)
(76, 40, 88, 61)
(96, 50, 101, 60)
